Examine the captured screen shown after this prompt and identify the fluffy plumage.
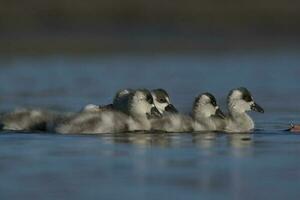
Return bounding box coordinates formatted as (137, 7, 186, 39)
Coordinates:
(0, 108, 68, 132)
(56, 89, 161, 134)
(224, 87, 264, 132)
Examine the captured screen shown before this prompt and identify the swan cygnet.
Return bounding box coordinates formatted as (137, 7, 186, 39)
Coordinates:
(115, 89, 162, 131)
(192, 93, 226, 132)
(224, 87, 264, 133)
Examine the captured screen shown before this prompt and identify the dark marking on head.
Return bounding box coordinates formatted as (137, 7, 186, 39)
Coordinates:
(228, 87, 253, 103)
(202, 92, 217, 106)
(193, 92, 218, 109)
(152, 89, 169, 103)
(238, 87, 253, 102)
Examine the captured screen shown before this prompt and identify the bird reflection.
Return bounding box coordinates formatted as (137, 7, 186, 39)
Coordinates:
(227, 133, 254, 157)
(192, 132, 217, 148)
(102, 132, 174, 148)
(228, 134, 253, 148)
(100, 131, 254, 151)
(98, 131, 254, 151)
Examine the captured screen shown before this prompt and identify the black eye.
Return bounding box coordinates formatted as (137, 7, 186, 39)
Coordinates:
(243, 94, 253, 102)
(211, 99, 217, 106)
(158, 98, 167, 103)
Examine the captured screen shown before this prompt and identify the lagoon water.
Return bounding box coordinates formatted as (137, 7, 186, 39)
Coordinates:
(0, 50, 300, 199)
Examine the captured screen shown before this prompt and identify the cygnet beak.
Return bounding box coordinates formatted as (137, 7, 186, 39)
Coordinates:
(215, 107, 226, 119)
(250, 102, 264, 113)
(165, 104, 178, 113)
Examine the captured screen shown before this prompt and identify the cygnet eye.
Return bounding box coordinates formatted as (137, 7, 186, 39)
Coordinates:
(243, 93, 253, 102)
(210, 99, 217, 107)
(158, 98, 167, 103)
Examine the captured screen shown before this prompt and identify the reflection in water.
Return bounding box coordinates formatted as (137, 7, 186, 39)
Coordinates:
(97, 132, 255, 199)
(228, 134, 253, 148)
(100, 132, 253, 151)
(228, 134, 253, 157)
(1, 133, 300, 200)
(192, 132, 217, 149)
(102, 132, 174, 148)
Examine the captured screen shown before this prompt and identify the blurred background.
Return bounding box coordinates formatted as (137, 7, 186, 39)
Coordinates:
(1, 0, 300, 54)
(0, 0, 300, 126)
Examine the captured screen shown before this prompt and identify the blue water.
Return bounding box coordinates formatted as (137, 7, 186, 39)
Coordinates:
(1, 50, 300, 199)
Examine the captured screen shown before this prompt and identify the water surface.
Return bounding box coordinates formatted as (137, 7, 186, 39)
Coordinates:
(0, 50, 300, 199)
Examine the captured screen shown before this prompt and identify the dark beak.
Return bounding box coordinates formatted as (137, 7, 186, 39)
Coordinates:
(215, 108, 226, 119)
(251, 102, 264, 113)
(148, 106, 162, 119)
(165, 104, 178, 113)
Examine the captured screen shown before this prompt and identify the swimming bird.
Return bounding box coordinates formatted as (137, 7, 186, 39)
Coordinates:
(151, 89, 178, 115)
(192, 93, 225, 131)
(56, 89, 161, 134)
(113, 89, 162, 130)
(151, 92, 225, 132)
(224, 87, 264, 133)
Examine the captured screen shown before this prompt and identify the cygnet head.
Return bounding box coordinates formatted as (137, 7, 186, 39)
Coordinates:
(192, 93, 225, 119)
(114, 88, 133, 101)
(151, 89, 178, 114)
(128, 89, 162, 119)
(228, 87, 264, 114)
(113, 88, 134, 106)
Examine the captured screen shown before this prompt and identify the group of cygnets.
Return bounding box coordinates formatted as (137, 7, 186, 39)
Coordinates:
(0, 87, 265, 134)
